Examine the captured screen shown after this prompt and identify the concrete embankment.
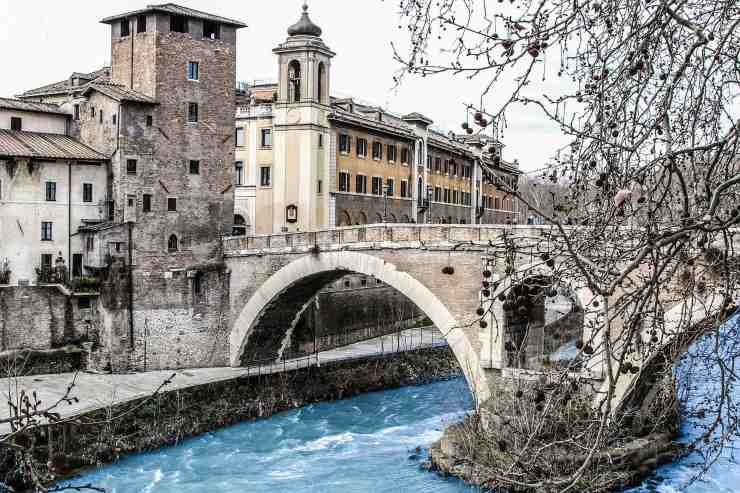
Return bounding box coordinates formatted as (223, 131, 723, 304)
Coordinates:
(1, 346, 460, 490)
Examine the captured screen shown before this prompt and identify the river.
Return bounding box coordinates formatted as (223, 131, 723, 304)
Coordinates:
(66, 315, 740, 492)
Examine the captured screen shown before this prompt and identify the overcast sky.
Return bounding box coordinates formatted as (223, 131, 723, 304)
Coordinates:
(0, 0, 569, 172)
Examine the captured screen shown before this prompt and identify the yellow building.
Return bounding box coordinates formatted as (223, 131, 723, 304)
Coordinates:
(233, 5, 521, 235)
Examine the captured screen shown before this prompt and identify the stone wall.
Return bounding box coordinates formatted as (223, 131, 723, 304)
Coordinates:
(0, 286, 74, 351)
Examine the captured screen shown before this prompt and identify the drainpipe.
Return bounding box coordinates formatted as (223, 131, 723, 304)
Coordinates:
(68, 160, 72, 280)
(127, 221, 134, 350)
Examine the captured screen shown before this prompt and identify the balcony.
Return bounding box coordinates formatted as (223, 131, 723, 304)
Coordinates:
(35, 266, 100, 293)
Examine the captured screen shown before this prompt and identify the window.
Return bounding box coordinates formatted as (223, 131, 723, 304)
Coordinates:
(73, 104, 79, 121)
(187, 61, 199, 81)
(495, 197, 501, 209)
(127, 159, 137, 175)
(233, 215, 247, 236)
(260, 128, 272, 147)
(372, 142, 383, 160)
(10, 117, 21, 131)
(170, 14, 188, 33)
(189, 160, 200, 175)
(120, 18, 130, 37)
(203, 20, 220, 40)
(317, 179, 323, 194)
(78, 296, 91, 310)
(400, 180, 408, 198)
(167, 197, 177, 212)
(443, 159, 449, 175)
(338, 171, 350, 192)
(386, 178, 394, 197)
(288, 60, 301, 102)
(260, 166, 271, 187)
(339, 133, 350, 153)
(371, 176, 383, 195)
(355, 175, 367, 194)
(356, 138, 368, 158)
(41, 254, 52, 270)
(235, 162, 244, 185)
(187, 102, 198, 123)
(83, 183, 93, 203)
(137, 15, 147, 33)
(90, 106, 95, 118)
(401, 148, 409, 164)
(41, 222, 53, 241)
(318, 134, 323, 148)
(434, 186, 442, 202)
(142, 194, 152, 212)
(85, 236, 94, 251)
(387, 144, 397, 162)
(235, 127, 245, 147)
(453, 190, 459, 204)
(99, 110, 103, 124)
(146, 115, 153, 127)
(444, 188, 451, 203)
(72, 254, 83, 278)
(112, 114, 117, 125)
(435, 157, 442, 173)
(427, 155, 432, 170)
(45, 182, 56, 202)
(168, 234, 179, 252)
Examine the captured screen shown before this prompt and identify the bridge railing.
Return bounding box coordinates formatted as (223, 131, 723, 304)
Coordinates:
(222, 223, 573, 252)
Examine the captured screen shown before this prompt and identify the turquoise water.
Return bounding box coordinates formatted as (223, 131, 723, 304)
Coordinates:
(66, 315, 740, 492)
(66, 378, 477, 493)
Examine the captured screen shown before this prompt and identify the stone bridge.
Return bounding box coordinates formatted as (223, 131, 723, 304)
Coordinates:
(222, 224, 732, 406)
(223, 224, 600, 402)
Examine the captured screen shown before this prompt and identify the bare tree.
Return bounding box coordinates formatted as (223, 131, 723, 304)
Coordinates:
(395, 0, 740, 490)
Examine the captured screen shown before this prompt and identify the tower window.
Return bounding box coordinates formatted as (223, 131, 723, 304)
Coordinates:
(288, 60, 301, 103)
(317, 62, 326, 103)
(203, 20, 220, 40)
(137, 15, 147, 33)
(168, 234, 179, 252)
(170, 14, 188, 33)
(127, 159, 137, 175)
(120, 18, 130, 37)
(142, 194, 152, 212)
(317, 179, 322, 194)
(187, 103, 199, 123)
(189, 160, 200, 175)
(10, 117, 21, 131)
(187, 61, 199, 81)
(146, 115, 153, 127)
(168, 197, 177, 212)
(318, 134, 323, 148)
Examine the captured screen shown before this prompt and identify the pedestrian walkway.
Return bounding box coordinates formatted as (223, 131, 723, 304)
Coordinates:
(0, 326, 445, 435)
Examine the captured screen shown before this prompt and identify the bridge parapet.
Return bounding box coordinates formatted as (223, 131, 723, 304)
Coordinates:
(223, 224, 579, 255)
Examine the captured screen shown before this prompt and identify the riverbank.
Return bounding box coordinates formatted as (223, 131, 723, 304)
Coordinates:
(1, 345, 460, 491)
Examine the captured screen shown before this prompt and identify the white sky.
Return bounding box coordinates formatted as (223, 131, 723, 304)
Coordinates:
(0, 0, 569, 172)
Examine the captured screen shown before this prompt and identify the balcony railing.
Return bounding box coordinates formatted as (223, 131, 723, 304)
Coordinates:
(36, 266, 100, 293)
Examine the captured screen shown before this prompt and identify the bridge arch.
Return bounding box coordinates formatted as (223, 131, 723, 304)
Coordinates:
(229, 250, 489, 397)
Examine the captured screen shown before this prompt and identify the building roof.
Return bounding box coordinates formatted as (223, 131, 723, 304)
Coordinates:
(100, 3, 246, 28)
(0, 98, 68, 116)
(82, 83, 158, 104)
(78, 221, 121, 233)
(19, 67, 111, 99)
(402, 112, 434, 126)
(0, 130, 108, 161)
(328, 108, 416, 141)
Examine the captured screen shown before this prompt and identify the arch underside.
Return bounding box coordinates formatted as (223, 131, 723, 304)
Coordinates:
(230, 251, 488, 397)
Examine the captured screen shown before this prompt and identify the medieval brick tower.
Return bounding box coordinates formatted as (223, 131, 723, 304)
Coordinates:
(271, 4, 335, 232)
(97, 5, 246, 370)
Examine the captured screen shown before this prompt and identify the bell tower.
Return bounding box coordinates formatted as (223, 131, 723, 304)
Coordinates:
(271, 3, 335, 232)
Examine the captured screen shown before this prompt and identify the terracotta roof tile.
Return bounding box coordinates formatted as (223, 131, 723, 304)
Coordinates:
(0, 130, 108, 161)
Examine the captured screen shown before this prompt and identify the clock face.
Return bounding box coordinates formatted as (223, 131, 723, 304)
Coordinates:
(287, 109, 301, 124)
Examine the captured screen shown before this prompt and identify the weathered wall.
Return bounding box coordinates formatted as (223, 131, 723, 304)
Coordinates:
(0, 286, 76, 351)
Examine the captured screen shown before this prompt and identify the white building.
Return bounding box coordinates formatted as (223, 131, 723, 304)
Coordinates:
(0, 98, 108, 285)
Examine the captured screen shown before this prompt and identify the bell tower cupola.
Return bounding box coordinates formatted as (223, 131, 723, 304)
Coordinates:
(270, 3, 336, 233)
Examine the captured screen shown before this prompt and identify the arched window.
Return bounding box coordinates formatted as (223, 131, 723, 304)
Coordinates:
(168, 234, 179, 253)
(355, 211, 368, 225)
(233, 215, 247, 236)
(338, 210, 351, 227)
(288, 60, 301, 103)
(317, 62, 326, 103)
